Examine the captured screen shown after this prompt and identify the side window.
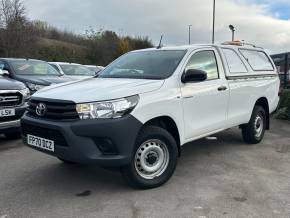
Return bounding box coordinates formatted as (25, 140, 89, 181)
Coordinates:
(239, 49, 274, 71)
(0, 61, 4, 70)
(0, 61, 10, 72)
(222, 48, 248, 73)
(185, 50, 219, 80)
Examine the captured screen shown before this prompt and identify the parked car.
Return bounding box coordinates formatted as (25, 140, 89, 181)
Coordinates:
(21, 43, 280, 189)
(0, 58, 75, 93)
(0, 69, 29, 139)
(85, 65, 104, 74)
(49, 62, 96, 80)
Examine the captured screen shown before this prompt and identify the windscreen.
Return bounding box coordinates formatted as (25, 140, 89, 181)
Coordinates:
(98, 50, 187, 80)
(60, 64, 95, 76)
(10, 60, 61, 76)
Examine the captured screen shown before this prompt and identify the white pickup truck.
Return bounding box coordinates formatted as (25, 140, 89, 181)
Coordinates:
(21, 43, 280, 189)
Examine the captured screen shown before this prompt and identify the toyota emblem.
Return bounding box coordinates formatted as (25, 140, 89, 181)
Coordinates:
(36, 103, 47, 117)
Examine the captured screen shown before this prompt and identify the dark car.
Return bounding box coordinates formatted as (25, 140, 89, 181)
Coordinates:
(0, 58, 75, 93)
(0, 69, 30, 139)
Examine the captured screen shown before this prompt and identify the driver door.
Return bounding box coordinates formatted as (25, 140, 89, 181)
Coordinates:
(181, 49, 229, 140)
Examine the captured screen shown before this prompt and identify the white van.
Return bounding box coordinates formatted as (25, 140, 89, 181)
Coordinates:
(21, 43, 280, 189)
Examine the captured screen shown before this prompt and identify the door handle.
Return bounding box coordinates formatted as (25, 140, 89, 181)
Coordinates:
(183, 95, 194, 99)
(217, 86, 228, 91)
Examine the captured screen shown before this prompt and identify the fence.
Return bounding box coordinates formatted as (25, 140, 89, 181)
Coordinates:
(271, 53, 290, 89)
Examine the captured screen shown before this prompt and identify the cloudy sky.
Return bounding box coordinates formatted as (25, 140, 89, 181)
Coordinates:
(24, 0, 290, 54)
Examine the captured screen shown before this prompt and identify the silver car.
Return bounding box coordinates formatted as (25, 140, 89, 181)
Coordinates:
(49, 62, 95, 80)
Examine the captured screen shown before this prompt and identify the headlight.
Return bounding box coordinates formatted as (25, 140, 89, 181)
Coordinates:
(26, 82, 45, 91)
(19, 88, 30, 100)
(76, 95, 139, 119)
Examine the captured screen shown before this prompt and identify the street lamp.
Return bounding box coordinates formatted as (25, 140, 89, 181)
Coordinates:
(188, 25, 192, 45)
(229, 24, 235, 41)
(212, 0, 216, 44)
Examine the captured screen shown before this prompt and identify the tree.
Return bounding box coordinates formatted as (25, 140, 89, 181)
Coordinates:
(0, 0, 36, 57)
(0, 0, 153, 63)
(85, 29, 153, 65)
(118, 38, 132, 54)
(0, 0, 26, 30)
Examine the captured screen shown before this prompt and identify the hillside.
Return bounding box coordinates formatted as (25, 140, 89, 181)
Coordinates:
(0, 0, 153, 66)
(36, 37, 89, 64)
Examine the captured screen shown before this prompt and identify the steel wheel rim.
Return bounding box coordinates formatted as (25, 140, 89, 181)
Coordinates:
(254, 115, 263, 138)
(134, 139, 169, 180)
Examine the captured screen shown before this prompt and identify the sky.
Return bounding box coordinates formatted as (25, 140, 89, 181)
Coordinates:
(24, 0, 290, 54)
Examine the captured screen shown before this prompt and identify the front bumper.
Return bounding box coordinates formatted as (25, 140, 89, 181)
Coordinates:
(0, 105, 27, 134)
(21, 114, 143, 167)
(0, 120, 20, 129)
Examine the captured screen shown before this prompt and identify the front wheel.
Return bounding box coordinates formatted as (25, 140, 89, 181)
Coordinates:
(121, 126, 178, 189)
(242, 106, 266, 144)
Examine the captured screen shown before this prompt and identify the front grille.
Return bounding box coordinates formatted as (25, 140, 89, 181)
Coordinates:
(27, 99, 79, 121)
(22, 123, 68, 147)
(0, 92, 22, 107)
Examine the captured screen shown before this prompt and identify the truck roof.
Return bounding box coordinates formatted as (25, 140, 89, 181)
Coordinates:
(133, 43, 264, 52)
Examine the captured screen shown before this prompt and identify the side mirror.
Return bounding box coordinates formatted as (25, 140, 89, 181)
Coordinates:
(181, 69, 207, 83)
(0, 69, 9, 76)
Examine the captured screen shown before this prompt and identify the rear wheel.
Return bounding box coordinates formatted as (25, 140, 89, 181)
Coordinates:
(242, 106, 266, 144)
(121, 126, 178, 189)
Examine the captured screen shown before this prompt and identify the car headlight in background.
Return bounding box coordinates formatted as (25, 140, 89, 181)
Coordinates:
(19, 88, 30, 100)
(76, 95, 139, 119)
(26, 82, 45, 91)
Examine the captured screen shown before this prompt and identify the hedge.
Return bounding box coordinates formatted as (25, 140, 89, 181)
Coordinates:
(276, 89, 290, 120)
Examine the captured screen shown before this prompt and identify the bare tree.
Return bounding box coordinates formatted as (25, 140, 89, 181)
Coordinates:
(0, 0, 153, 61)
(0, 0, 25, 28)
(0, 0, 36, 57)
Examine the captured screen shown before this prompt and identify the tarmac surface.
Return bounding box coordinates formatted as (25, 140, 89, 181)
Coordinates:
(0, 118, 289, 218)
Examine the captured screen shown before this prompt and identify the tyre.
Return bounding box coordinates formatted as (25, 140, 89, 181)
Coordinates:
(242, 106, 266, 144)
(4, 131, 21, 140)
(121, 126, 178, 189)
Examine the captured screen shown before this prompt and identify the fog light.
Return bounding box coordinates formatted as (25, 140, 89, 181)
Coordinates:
(93, 138, 118, 155)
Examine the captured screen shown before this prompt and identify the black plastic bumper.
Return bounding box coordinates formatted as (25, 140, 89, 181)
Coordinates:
(21, 114, 143, 167)
(0, 105, 27, 134)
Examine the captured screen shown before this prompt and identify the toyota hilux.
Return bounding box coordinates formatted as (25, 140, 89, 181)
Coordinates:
(21, 42, 280, 189)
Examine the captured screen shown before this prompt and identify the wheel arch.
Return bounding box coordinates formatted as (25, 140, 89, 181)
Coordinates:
(141, 116, 181, 156)
(254, 97, 270, 130)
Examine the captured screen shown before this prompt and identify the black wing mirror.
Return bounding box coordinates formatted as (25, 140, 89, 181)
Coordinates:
(181, 69, 207, 83)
